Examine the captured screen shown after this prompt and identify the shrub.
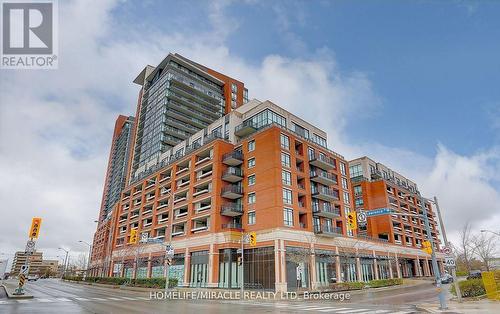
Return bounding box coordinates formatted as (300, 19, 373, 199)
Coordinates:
(368, 278, 403, 288)
(330, 282, 366, 291)
(450, 279, 485, 298)
(455, 271, 468, 277)
(65, 276, 179, 288)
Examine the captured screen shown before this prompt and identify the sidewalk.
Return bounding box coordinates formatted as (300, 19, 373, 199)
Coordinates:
(1, 280, 34, 299)
(416, 299, 500, 313)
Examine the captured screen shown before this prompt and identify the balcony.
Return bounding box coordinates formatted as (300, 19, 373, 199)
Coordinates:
(313, 224, 342, 237)
(222, 223, 243, 230)
(234, 121, 258, 137)
(312, 203, 340, 218)
(309, 154, 336, 170)
(310, 170, 337, 186)
(370, 170, 382, 180)
(222, 167, 243, 183)
(220, 203, 244, 217)
(221, 185, 243, 199)
(222, 151, 243, 166)
(312, 187, 339, 202)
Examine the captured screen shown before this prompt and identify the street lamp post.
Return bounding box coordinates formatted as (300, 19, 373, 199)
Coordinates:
(78, 240, 92, 278)
(431, 196, 461, 302)
(58, 248, 69, 278)
(480, 229, 500, 237)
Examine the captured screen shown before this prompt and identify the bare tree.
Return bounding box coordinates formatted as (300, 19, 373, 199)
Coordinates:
(456, 222, 475, 272)
(472, 233, 498, 271)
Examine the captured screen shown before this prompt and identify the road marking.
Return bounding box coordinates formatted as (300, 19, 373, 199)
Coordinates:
(120, 296, 138, 300)
(37, 298, 54, 303)
(0, 300, 12, 305)
(318, 309, 351, 313)
(302, 307, 335, 311)
(56, 298, 72, 302)
(91, 297, 107, 301)
(75, 297, 90, 301)
(336, 309, 372, 314)
(16, 300, 32, 304)
(136, 297, 151, 300)
(107, 297, 122, 301)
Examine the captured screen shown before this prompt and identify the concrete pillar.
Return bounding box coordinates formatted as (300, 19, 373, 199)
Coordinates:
(280, 240, 287, 292)
(147, 253, 152, 278)
(208, 243, 215, 288)
(310, 244, 317, 290)
(274, 239, 281, 292)
(414, 258, 420, 277)
(423, 258, 430, 276)
(184, 248, 190, 286)
(388, 258, 394, 279)
(374, 259, 379, 280)
(356, 257, 362, 282)
(335, 247, 342, 283)
(395, 254, 401, 279)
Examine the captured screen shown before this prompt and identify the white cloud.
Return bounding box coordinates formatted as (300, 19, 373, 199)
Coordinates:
(0, 0, 498, 269)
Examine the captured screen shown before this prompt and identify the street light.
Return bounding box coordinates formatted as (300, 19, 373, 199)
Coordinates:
(480, 230, 500, 237)
(78, 240, 92, 278)
(399, 192, 447, 310)
(58, 247, 69, 278)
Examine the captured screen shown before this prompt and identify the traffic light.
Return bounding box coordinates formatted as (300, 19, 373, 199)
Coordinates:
(249, 232, 257, 247)
(422, 240, 433, 254)
(129, 228, 138, 244)
(347, 211, 357, 230)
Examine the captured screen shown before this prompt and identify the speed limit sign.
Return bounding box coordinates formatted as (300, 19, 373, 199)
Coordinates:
(444, 257, 456, 268)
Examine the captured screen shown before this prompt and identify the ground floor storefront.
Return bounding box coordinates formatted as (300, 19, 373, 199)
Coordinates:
(100, 234, 444, 293)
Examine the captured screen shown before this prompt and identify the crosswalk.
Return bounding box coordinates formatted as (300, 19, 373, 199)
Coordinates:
(0, 295, 154, 305)
(217, 300, 416, 314)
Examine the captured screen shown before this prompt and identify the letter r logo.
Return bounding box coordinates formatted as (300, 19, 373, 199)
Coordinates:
(2, 2, 53, 54)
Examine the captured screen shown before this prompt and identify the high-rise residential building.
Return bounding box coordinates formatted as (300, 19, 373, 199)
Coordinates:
(349, 156, 441, 277)
(10, 251, 43, 276)
(90, 115, 134, 274)
(89, 77, 445, 291)
(129, 53, 247, 184)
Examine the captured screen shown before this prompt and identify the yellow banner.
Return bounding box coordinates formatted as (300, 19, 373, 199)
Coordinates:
(481, 271, 498, 300)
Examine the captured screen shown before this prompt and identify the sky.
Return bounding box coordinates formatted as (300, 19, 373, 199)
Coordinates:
(0, 0, 499, 266)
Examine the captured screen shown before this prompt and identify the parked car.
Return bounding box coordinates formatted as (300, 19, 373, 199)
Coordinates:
(440, 273, 453, 284)
(467, 270, 482, 280)
(27, 275, 39, 281)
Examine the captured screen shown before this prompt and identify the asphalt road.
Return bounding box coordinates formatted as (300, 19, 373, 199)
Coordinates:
(0, 279, 441, 314)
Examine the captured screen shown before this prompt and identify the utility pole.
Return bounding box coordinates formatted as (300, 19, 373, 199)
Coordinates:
(433, 196, 461, 302)
(420, 194, 447, 310)
(240, 232, 245, 296)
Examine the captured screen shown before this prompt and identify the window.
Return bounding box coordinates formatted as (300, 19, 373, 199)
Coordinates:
(248, 174, 256, 186)
(292, 122, 309, 139)
(341, 178, 348, 190)
(281, 152, 291, 168)
(340, 162, 347, 176)
(349, 164, 362, 178)
(311, 133, 327, 147)
(231, 83, 237, 93)
(280, 134, 290, 150)
(243, 88, 249, 103)
(308, 147, 315, 160)
(355, 198, 364, 207)
(248, 158, 255, 168)
(343, 191, 350, 204)
(283, 188, 293, 205)
(248, 140, 255, 152)
(353, 185, 362, 196)
(248, 212, 256, 225)
(283, 208, 294, 227)
(248, 192, 256, 204)
(282, 170, 292, 186)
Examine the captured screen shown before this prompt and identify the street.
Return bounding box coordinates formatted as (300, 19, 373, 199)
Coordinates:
(0, 279, 442, 313)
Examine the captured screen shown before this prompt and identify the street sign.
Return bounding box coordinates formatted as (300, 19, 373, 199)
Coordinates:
(357, 211, 367, 226)
(365, 208, 393, 217)
(147, 237, 163, 244)
(444, 257, 456, 268)
(18, 274, 26, 287)
(237, 248, 242, 254)
(166, 248, 174, 258)
(25, 240, 35, 254)
(442, 246, 452, 255)
(242, 234, 250, 243)
(28, 217, 42, 239)
(140, 233, 149, 243)
(20, 265, 29, 275)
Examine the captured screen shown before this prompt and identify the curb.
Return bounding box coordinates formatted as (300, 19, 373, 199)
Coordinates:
(1, 284, 34, 299)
